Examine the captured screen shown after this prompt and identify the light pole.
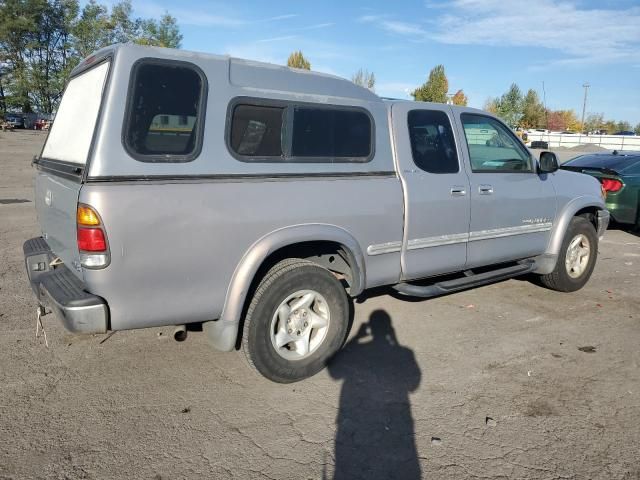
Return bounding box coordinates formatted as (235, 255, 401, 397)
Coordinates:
(579, 82, 590, 144)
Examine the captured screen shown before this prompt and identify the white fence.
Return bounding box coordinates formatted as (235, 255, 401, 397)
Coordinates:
(526, 132, 640, 151)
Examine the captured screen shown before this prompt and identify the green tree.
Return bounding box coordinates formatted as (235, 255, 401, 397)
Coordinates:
(287, 50, 310, 70)
(520, 89, 545, 128)
(137, 13, 182, 48)
(0, 0, 183, 114)
(352, 68, 375, 91)
(72, 0, 110, 58)
(411, 64, 448, 103)
(635, 123, 640, 136)
(495, 83, 523, 127)
(451, 89, 467, 106)
(615, 120, 632, 132)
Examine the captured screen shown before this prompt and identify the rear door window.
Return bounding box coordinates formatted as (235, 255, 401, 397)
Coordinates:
(41, 61, 110, 164)
(407, 110, 459, 173)
(124, 59, 207, 162)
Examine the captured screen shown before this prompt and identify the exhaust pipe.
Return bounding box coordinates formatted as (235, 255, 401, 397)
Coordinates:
(173, 325, 187, 342)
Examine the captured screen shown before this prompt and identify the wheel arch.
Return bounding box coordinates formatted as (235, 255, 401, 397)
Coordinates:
(547, 196, 604, 255)
(204, 224, 366, 352)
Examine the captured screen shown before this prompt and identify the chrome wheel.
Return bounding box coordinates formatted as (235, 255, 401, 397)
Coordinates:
(565, 233, 591, 279)
(270, 290, 331, 361)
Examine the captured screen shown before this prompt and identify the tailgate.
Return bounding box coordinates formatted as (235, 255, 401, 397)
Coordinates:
(35, 171, 83, 279)
(33, 59, 111, 281)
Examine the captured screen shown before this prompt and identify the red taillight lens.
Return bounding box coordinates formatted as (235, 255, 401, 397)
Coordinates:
(601, 178, 623, 193)
(77, 227, 106, 252)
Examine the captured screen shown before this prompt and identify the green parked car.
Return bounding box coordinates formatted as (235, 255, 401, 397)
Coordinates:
(561, 151, 640, 229)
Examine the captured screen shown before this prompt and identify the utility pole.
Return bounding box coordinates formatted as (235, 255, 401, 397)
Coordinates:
(579, 82, 590, 144)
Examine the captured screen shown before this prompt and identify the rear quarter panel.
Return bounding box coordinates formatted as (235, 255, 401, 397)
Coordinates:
(80, 178, 403, 330)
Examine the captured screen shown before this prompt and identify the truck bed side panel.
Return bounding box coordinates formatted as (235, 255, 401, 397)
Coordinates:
(80, 176, 403, 330)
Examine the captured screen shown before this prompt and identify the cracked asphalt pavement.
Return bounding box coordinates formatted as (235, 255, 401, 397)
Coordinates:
(1, 131, 639, 479)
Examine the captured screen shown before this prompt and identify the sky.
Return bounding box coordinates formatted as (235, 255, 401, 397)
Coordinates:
(120, 0, 640, 124)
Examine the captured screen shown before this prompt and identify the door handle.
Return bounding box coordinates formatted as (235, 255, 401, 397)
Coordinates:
(479, 185, 494, 195)
(450, 186, 467, 196)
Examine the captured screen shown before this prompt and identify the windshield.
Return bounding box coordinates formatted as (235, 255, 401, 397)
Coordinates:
(41, 61, 110, 164)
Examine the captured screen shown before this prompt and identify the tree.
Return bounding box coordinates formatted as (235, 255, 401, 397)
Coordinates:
(138, 13, 182, 48)
(352, 68, 375, 91)
(520, 89, 545, 129)
(615, 120, 632, 133)
(584, 113, 604, 133)
(635, 123, 640, 136)
(546, 109, 580, 132)
(287, 50, 310, 70)
(0, 0, 183, 114)
(483, 97, 499, 115)
(451, 89, 467, 106)
(411, 64, 448, 103)
(495, 83, 523, 127)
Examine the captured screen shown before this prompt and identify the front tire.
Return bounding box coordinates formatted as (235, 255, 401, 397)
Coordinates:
(539, 216, 598, 292)
(242, 259, 350, 383)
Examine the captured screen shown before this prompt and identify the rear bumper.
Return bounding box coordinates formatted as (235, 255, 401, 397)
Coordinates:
(23, 237, 109, 334)
(597, 210, 610, 239)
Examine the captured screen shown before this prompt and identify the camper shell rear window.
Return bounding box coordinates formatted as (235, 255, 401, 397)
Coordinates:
(123, 58, 208, 163)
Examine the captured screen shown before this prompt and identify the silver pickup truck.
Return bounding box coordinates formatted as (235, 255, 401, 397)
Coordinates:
(24, 44, 609, 382)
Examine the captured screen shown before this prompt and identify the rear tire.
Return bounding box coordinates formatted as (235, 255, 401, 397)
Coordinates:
(242, 259, 350, 383)
(539, 216, 598, 292)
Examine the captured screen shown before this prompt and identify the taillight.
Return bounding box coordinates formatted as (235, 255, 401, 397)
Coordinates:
(601, 178, 623, 193)
(77, 228, 106, 251)
(77, 204, 110, 268)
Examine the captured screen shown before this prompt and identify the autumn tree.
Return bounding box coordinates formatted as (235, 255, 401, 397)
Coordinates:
(520, 89, 545, 128)
(412, 64, 448, 103)
(352, 68, 375, 91)
(451, 89, 467, 106)
(584, 113, 604, 133)
(287, 50, 310, 70)
(546, 110, 580, 132)
(483, 97, 499, 115)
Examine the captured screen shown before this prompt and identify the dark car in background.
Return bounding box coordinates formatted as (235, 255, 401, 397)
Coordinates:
(561, 151, 640, 228)
(5, 113, 25, 128)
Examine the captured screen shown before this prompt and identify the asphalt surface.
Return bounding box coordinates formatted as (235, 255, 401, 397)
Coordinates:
(1, 130, 639, 479)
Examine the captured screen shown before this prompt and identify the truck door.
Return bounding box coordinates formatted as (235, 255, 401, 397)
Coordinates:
(391, 103, 471, 280)
(455, 113, 557, 267)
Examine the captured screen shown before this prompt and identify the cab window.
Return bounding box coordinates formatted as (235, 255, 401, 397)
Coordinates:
(407, 110, 458, 174)
(461, 114, 532, 173)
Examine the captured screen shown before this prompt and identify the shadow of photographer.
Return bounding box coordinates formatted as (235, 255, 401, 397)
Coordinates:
(328, 309, 422, 480)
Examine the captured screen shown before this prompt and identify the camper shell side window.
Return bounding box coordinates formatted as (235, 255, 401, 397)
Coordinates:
(123, 58, 208, 163)
(226, 97, 375, 163)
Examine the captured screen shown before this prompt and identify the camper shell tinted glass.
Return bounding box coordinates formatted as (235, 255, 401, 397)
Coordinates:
(227, 98, 374, 163)
(123, 58, 207, 163)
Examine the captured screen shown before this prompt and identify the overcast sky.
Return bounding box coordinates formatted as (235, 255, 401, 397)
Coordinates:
(119, 0, 640, 124)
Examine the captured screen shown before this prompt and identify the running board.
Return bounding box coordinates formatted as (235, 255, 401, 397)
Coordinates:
(392, 261, 536, 298)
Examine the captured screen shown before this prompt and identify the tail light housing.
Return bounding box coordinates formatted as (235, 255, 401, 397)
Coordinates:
(601, 178, 623, 193)
(77, 204, 110, 268)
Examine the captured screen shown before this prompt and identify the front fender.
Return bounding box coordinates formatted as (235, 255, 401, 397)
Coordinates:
(204, 223, 366, 351)
(533, 195, 605, 275)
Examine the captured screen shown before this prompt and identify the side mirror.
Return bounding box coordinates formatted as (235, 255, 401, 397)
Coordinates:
(539, 151, 559, 174)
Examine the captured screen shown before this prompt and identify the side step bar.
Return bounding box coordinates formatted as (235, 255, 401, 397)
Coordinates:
(392, 261, 536, 298)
